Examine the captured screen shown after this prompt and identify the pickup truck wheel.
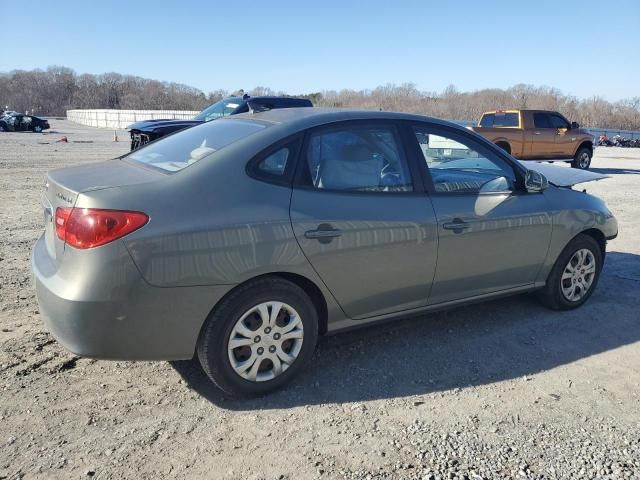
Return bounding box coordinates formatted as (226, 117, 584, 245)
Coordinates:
(571, 148, 591, 170)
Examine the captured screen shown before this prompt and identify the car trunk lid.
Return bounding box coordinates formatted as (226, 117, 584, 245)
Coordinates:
(42, 159, 164, 261)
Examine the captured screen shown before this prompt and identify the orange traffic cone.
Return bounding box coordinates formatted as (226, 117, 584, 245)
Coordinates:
(113, 130, 118, 142)
(56, 136, 68, 143)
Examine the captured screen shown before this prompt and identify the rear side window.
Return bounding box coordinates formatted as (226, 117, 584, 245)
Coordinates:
(533, 113, 553, 128)
(480, 113, 519, 127)
(257, 148, 289, 176)
(302, 125, 413, 193)
(127, 119, 266, 172)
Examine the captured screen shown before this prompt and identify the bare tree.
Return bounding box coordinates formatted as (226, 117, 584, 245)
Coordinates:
(1, 67, 638, 130)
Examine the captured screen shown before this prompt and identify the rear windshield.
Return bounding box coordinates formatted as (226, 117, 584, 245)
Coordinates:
(127, 119, 266, 172)
(480, 112, 519, 127)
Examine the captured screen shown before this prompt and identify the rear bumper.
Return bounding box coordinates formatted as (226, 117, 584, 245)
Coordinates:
(32, 235, 233, 360)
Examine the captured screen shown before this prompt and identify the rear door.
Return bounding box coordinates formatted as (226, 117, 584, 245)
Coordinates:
(527, 112, 557, 157)
(408, 123, 552, 304)
(290, 121, 438, 319)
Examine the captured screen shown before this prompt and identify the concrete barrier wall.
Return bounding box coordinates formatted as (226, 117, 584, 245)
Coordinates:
(66, 109, 199, 129)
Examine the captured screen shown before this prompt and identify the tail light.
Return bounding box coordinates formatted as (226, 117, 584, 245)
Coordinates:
(55, 207, 148, 249)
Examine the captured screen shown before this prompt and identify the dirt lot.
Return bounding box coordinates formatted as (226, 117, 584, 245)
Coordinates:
(1, 120, 639, 480)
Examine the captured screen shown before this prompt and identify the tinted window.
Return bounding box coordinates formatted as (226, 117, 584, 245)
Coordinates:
(549, 114, 570, 129)
(194, 97, 244, 122)
(304, 125, 412, 193)
(258, 147, 289, 176)
(480, 113, 519, 127)
(413, 126, 515, 193)
(128, 119, 266, 172)
(533, 113, 553, 128)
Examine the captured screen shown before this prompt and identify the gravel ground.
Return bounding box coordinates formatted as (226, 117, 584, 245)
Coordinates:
(1, 121, 639, 480)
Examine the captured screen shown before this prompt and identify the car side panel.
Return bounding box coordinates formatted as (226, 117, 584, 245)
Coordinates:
(534, 187, 618, 284)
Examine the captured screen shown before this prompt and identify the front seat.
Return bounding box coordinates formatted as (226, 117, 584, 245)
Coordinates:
(319, 143, 383, 190)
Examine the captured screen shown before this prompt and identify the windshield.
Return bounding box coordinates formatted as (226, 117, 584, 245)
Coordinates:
(194, 97, 244, 122)
(127, 119, 266, 172)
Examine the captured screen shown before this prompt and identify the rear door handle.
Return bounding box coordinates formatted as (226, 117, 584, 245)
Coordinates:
(534, 132, 542, 135)
(304, 224, 342, 243)
(442, 219, 470, 232)
(304, 229, 342, 239)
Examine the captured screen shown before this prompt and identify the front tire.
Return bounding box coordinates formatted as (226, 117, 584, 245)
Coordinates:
(197, 277, 319, 398)
(33, 125, 43, 133)
(571, 147, 592, 169)
(537, 234, 603, 310)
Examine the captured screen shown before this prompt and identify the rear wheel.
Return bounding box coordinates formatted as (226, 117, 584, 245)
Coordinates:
(197, 277, 319, 397)
(571, 147, 591, 169)
(537, 234, 602, 310)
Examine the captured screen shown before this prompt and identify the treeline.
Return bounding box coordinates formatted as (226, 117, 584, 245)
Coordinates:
(2, 67, 639, 130)
(312, 84, 640, 131)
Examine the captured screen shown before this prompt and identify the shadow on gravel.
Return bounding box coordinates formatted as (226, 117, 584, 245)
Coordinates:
(590, 167, 640, 175)
(171, 251, 640, 410)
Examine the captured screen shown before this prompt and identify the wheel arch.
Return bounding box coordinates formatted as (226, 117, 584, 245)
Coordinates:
(574, 141, 593, 157)
(199, 272, 329, 344)
(579, 228, 606, 259)
(494, 140, 511, 154)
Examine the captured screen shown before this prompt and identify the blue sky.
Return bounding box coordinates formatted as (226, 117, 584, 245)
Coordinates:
(2, 0, 638, 101)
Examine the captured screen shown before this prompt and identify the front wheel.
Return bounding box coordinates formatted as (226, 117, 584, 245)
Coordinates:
(537, 234, 603, 310)
(33, 125, 43, 133)
(571, 148, 592, 169)
(197, 277, 319, 398)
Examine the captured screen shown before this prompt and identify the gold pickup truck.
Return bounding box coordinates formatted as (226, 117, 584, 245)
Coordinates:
(472, 110, 594, 169)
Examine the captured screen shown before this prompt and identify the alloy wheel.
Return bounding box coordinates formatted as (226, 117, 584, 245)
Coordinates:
(227, 301, 304, 382)
(579, 152, 590, 169)
(561, 248, 596, 301)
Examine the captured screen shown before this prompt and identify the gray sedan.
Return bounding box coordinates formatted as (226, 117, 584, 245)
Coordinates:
(32, 109, 618, 397)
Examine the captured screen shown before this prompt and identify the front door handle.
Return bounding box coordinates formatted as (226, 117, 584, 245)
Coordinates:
(304, 224, 342, 243)
(442, 219, 470, 233)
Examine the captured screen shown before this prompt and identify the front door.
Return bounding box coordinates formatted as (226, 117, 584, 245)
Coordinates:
(527, 112, 557, 158)
(549, 113, 575, 157)
(290, 121, 438, 319)
(409, 124, 553, 304)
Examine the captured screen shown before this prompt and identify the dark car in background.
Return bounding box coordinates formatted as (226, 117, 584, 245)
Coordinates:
(0, 113, 50, 133)
(127, 95, 313, 150)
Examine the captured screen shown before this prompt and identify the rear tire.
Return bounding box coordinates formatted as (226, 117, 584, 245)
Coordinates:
(197, 277, 319, 398)
(571, 147, 591, 169)
(537, 234, 603, 310)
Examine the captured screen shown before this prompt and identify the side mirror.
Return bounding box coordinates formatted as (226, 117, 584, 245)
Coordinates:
(525, 170, 549, 192)
(571, 121, 580, 129)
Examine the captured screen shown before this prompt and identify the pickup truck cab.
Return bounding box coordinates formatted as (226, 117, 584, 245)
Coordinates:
(472, 110, 594, 169)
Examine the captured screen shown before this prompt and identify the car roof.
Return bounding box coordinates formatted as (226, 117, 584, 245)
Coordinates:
(230, 107, 459, 131)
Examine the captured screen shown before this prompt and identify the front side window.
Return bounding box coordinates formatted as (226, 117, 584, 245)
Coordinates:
(413, 126, 516, 194)
(303, 125, 412, 193)
(549, 114, 570, 129)
(533, 113, 553, 129)
(127, 118, 266, 172)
